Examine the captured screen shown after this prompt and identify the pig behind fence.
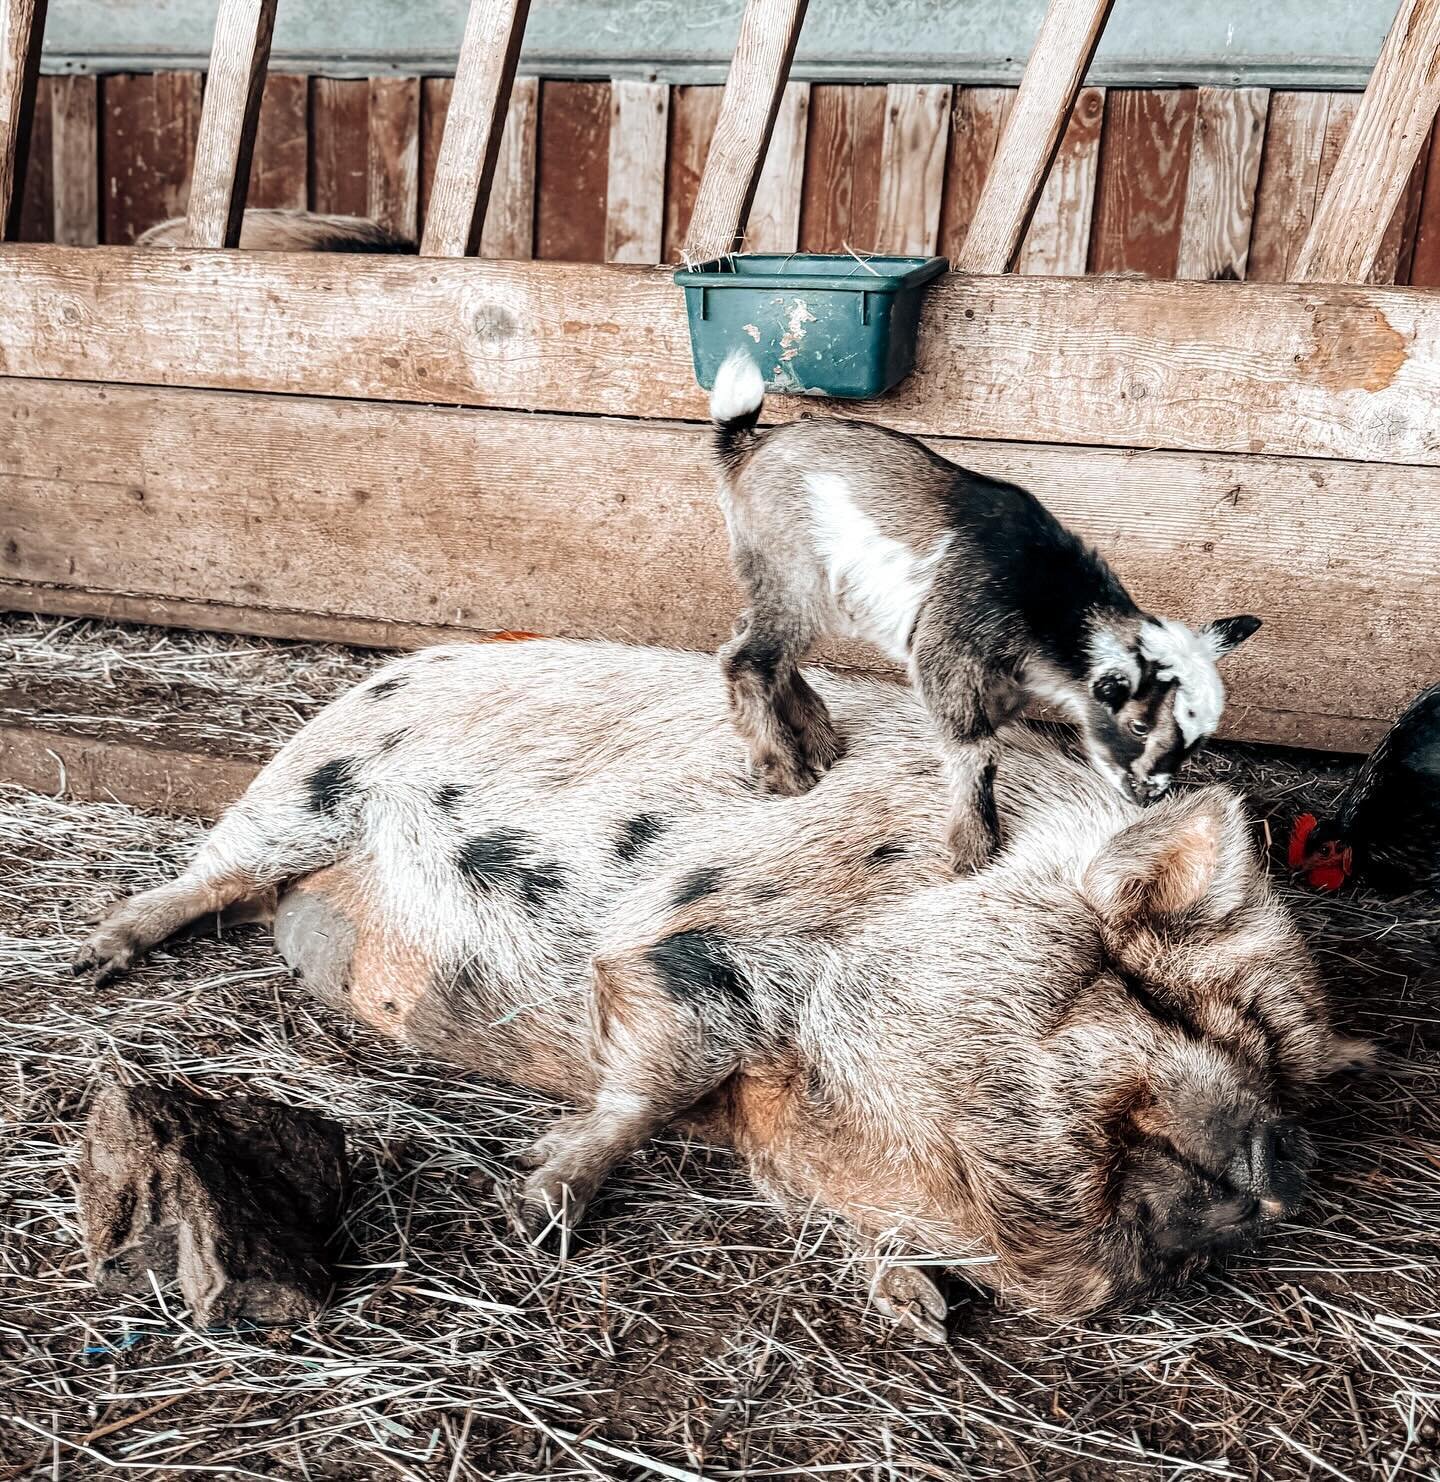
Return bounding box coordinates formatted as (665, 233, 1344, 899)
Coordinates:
(75, 640, 1368, 1338)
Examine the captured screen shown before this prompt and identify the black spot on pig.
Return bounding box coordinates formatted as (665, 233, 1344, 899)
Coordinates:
(456, 830, 566, 912)
(672, 867, 724, 909)
(615, 812, 667, 865)
(368, 675, 406, 700)
(434, 783, 469, 814)
(306, 757, 358, 816)
(647, 930, 748, 1006)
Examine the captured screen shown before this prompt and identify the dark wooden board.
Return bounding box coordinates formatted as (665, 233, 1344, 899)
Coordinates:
(798, 84, 885, 252)
(309, 76, 367, 217)
(248, 71, 308, 211)
(100, 72, 202, 244)
(15, 71, 51, 242)
(662, 84, 721, 262)
(535, 80, 608, 262)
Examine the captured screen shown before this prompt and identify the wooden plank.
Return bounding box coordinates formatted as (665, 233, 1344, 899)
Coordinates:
(662, 85, 722, 262)
(1246, 91, 1331, 283)
(367, 75, 420, 242)
(1175, 87, 1269, 281)
(6, 250, 1440, 468)
(0, 0, 46, 239)
(604, 79, 667, 264)
(419, 0, 531, 258)
(1088, 88, 1197, 277)
(247, 72, 307, 212)
(15, 67, 48, 241)
(682, 0, 808, 262)
(534, 80, 608, 262)
(745, 80, 808, 253)
(419, 76, 452, 231)
(936, 88, 1014, 263)
(1016, 84, 1103, 276)
(184, 0, 277, 247)
(309, 77, 368, 217)
(1, 376, 1432, 752)
(479, 74, 536, 259)
(102, 72, 202, 244)
(1368, 146, 1427, 285)
(1294, 0, 1440, 284)
(958, 0, 1114, 273)
(798, 85, 885, 252)
(1408, 121, 1440, 286)
(48, 74, 98, 244)
(874, 83, 951, 256)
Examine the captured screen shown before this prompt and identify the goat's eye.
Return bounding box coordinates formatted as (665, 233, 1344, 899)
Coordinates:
(1130, 720, 1151, 737)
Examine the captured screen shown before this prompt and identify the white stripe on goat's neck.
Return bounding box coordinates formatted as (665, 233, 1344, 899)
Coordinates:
(1086, 627, 1142, 688)
(806, 472, 949, 662)
(1139, 618, 1225, 744)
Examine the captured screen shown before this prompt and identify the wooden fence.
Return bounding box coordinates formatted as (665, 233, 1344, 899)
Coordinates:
(14, 72, 1440, 282)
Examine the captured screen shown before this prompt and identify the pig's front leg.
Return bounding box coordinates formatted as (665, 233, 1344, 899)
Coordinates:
(515, 932, 755, 1241)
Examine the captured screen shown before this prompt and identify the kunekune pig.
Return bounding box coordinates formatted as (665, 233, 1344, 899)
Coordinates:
(75, 640, 1367, 1340)
(708, 351, 1261, 874)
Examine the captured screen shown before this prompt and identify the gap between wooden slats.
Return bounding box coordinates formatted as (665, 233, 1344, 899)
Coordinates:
(874, 82, 951, 256)
(1017, 85, 1103, 276)
(605, 78, 667, 263)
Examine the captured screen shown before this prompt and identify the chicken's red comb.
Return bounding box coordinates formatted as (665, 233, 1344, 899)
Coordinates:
(1287, 813, 1353, 892)
(1287, 813, 1319, 872)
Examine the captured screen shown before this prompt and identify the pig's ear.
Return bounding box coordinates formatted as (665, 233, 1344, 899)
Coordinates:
(1084, 787, 1256, 926)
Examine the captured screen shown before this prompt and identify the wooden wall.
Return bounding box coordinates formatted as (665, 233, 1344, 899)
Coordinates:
(16, 72, 1440, 283)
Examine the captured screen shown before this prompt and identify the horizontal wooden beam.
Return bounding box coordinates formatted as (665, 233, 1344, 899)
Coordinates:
(1, 249, 1439, 466)
(2, 376, 1434, 753)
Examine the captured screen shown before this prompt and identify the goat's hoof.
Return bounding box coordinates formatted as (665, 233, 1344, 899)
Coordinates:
(871, 1265, 949, 1344)
(515, 1167, 590, 1247)
(71, 919, 141, 986)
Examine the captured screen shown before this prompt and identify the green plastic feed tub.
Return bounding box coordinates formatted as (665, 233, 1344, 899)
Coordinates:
(674, 253, 949, 399)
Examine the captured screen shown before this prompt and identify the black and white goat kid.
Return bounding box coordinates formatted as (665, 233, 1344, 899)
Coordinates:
(709, 352, 1260, 871)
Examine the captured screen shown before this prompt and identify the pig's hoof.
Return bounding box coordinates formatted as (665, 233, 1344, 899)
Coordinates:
(871, 1265, 949, 1344)
(516, 1167, 590, 1246)
(72, 908, 145, 985)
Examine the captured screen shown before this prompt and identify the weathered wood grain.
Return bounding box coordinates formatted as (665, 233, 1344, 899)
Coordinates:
(958, 0, 1114, 273)
(102, 72, 202, 244)
(1176, 86, 1269, 281)
(1017, 84, 1103, 276)
(367, 75, 420, 243)
(183, 0, 277, 247)
(246, 71, 306, 212)
(1408, 122, 1440, 286)
(1, 376, 1432, 751)
(874, 83, 951, 256)
(14, 66, 48, 241)
(682, 0, 808, 262)
(937, 88, 1014, 263)
(1294, 0, 1440, 284)
(42, 75, 98, 246)
(3, 251, 1440, 468)
(745, 80, 808, 253)
(0, 0, 46, 239)
(605, 79, 667, 264)
(309, 77, 367, 217)
(535, 80, 608, 261)
(479, 74, 536, 258)
(1088, 88, 1197, 277)
(1368, 147, 1426, 286)
(419, 76, 452, 231)
(1246, 91, 1331, 283)
(419, 0, 530, 256)
(799, 84, 885, 252)
(662, 85, 722, 262)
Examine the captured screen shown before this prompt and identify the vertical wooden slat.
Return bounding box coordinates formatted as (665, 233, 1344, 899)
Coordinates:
(1407, 122, 1440, 285)
(247, 73, 307, 211)
(957, 0, 1115, 273)
(103, 73, 203, 244)
(1017, 84, 1103, 275)
(0, 0, 47, 239)
(419, 76, 453, 228)
(367, 75, 420, 242)
(50, 74, 97, 244)
(1369, 147, 1427, 284)
(1175, 86, 1269, 280)
(309, 78, 368, 216)
(605, 78, 667, 264)
(798, 85, 885, 252)
(15, 68, 49, 241)
(745, 80, 808, 252)
(662, 85, 722, 261)
(535, 81, 609, 262)
(682, 0, 809, 262)
(480, 74, 537, 259)
(874, 83, 952, 255)
(936, 87, 1015, 263)
(419, 0, 531, 257)
(1246, 91, 1332, 282)
(1088, 89, 1197, 278)
(1293, 0, 1440, 283)
(184, 0, 277, 247)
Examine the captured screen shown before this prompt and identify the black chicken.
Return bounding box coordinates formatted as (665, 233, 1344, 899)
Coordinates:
(1288, 683, 1440, 892)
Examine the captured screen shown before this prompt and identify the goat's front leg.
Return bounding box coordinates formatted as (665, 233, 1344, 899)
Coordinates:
(515, 935, 754, 1242)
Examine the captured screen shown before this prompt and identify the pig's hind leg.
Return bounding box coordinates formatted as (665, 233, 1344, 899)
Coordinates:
(516, 931, 756, 1240)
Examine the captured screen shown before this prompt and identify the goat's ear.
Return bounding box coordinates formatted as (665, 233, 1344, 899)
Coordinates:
(1091, 671, 1132, 711)
(1084, 787, 1256, 926)
(1203, 615, 1262, 658)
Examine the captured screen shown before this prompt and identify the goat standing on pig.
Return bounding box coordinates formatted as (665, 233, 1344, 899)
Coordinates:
(75, 640, 1367, 1339)
(709, 352, 1261, 872)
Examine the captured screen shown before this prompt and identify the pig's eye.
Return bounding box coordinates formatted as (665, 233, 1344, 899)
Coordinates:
(1130, 720, 1151, 737)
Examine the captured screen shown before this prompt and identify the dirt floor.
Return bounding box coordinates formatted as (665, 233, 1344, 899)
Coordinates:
(0, 617, 1437, 1480)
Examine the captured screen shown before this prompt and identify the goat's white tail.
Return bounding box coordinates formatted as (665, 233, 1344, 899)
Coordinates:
(710, 351, 766, 470)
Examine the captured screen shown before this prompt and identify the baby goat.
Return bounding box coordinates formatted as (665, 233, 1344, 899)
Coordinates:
(710, 352, 1260, 871)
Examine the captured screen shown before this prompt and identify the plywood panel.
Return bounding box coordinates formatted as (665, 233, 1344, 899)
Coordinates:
(1017, 85, 1103, 276)
(309, 76, 367, 217)
(662, 85, 721, 262)
(101, 72, 202, 244)
(1088, 88, 1197, 278)
(936, 87, 1013, 263)
(247, 71, 307, 211)
(798, 84, 885, 253)
(1, 377, 1432, 751)
(535, 80, 608, 262)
